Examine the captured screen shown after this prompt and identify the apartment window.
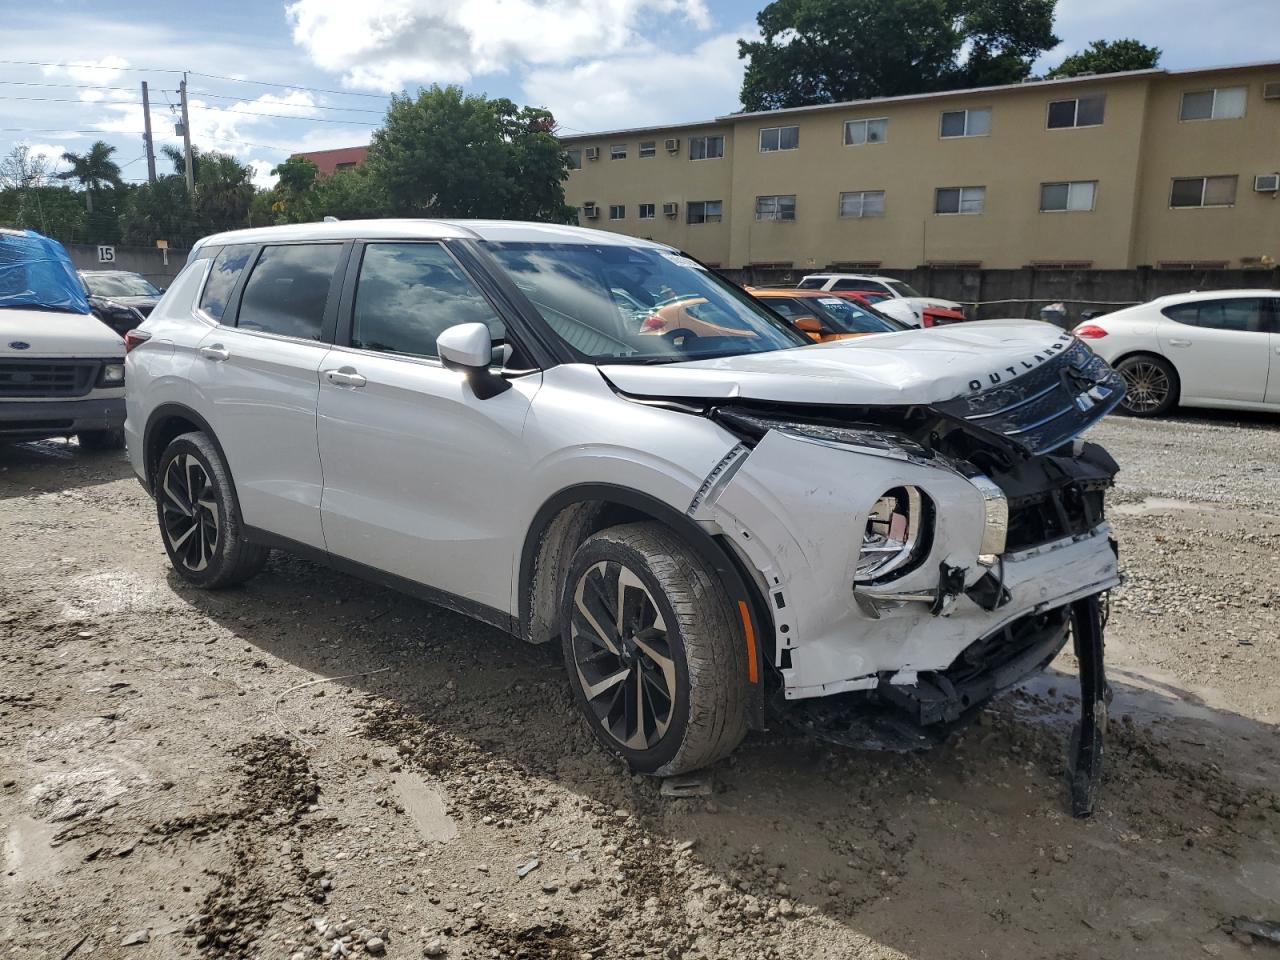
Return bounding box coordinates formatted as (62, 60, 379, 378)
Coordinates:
(759, 125, 799, 152)
(839, 190, 885, 218)
(1047, 95, 1105, 129)
(940, 107, 991, 138)
(755, 195, 796, 221)
(610, 144, 627, 160)
(687, 200, 723, 224)
(566, 149, 582, 170)
(1180, 86, 1247, 121)
(689, 135, 724, 160)
(1170, 175, 1238, 208)
(935, 186, 986, 214)
(1040, 180, 1097, 212)
(843, 118, 888, 145)
(608, 204, 626, 220)
(638, 141, 656, 159)
(334, 161, 358, 171)
(638, 203, 656, 219)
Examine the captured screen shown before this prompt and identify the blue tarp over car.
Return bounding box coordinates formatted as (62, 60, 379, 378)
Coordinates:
(0, 228, 93, 314)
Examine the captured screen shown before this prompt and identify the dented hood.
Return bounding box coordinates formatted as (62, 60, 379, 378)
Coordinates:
(599, 320, 1076, 406)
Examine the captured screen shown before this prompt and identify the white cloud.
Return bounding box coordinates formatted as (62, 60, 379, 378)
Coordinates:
(523, 29, 747, 132)
(42, 54, 130, 84)
(286, 0, 712, 89)
(247, 159, 280, 189)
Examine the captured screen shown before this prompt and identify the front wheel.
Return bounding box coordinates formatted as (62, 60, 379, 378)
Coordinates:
(560, 522, 748, 776)
(1116, 355, 1178, 417)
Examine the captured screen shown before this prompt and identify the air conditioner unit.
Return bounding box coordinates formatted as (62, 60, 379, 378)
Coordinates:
(662, 201, 679, 217)
(1263, 81, 1280, 100)
(585, 147, 600, 161)
(1254, 174, 1280, 193)
(582, 202, 599, 219)
(664, 138, 680, 152)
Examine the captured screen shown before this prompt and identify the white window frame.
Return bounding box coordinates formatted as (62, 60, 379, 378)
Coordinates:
(1046, 95, 1105, 129)
(935, 185, 986, 215)
(638, 203, 656, 220)
(759, 125, 799, 152)
(689, 135, 725, 161)
(1039, 180, 1097, 212)
(687, 200, 723, 224)
(609, 144, 627, 160)
(1179, 87, 1247, 122)
(838, 190, 886, 218)
(608, 204, 626, 220)
(843, 118, 888, 146)
(638, 141, 656, 159)
(1169, 175, 1238, 209)
(755, 195, 796, 221)
(939, 107, 991, 138)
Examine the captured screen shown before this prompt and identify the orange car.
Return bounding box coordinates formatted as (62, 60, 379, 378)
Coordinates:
(635, 295, 758, 340)
(747, 288, 904, 341)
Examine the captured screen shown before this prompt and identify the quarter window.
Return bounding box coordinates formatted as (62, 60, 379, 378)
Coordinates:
(1180, 86, 1247, 121)
(1047, 95, 1105, 128)
(638, 203, 656, 220)
(843, 118, 888, 145)
(1040, 181, 1097, 212)
(759, 125, 799, 152)
(935, 186, 986, 215)
(755, 195, 796, 221)
(639, 141, 656, 158)
(1170, 175, 1237, 208)
(199, 244, 253, 321)
(350, 243, 504, 360)
(839, 190, 885, 218)
(610, 144, 627, 160)
(687, 200, 723, 224)
(940, 107, 991, 138)
(236, 243, 343, 340)
(608, 204, 626, 220)
(689, 135, 725, 160)
(1162, 298, 1266, 333)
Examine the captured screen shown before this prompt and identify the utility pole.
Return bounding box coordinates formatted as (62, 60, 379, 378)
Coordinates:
(178, 74, 194, 195)
(141, 81, 157, 184)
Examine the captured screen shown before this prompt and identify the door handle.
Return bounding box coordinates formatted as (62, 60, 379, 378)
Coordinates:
(1167, 338, 1192, 347)
(324, 368, 367, 388)
(199, 344, 229, 361)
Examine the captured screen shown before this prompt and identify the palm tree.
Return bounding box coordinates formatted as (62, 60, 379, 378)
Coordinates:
(58, 140, 122, 213)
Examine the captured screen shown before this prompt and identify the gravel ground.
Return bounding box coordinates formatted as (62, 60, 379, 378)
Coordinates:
(2, 411, 1278, 960)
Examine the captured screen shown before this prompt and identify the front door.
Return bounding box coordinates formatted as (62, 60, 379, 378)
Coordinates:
(317, 241, 540, 616)
(1157, 296, 1272, 404)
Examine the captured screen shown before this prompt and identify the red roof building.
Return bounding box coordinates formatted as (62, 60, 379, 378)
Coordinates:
(291, 145, 370, 176)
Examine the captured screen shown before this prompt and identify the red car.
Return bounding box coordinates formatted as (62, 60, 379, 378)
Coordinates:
(826, 289, 968, 328)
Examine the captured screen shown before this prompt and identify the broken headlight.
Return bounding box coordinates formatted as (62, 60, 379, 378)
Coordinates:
(855, 485, 932, 583)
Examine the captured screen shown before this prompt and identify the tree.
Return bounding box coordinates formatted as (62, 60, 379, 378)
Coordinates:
(367, 85, 573, 222)
(57, 140, 122, 214)
(120, 147, 255, 245)
(0, 145, 52, 190)
(1046, 39, 1161, 78)
(738, 0, 1059, 110)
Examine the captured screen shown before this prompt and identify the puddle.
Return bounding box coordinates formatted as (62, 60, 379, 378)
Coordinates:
(1111, 497, 1212, 517)
(392, 772, 457, 843)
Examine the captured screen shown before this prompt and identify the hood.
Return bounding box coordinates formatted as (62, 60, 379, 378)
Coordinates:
(600, 320, 1077, 407)
(0, 307, 125, 357)
(910, 296, 962, 311)
(94, 294, 158, 310)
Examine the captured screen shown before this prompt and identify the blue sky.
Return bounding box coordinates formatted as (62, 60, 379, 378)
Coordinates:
(3, 0, 1278, 188)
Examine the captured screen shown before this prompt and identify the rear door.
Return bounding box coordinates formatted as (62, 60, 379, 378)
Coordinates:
(190, 241, 347, 549)
(1265, 296, 1280, 407)
(316, 240, 540, 615)
(1157, 297, 1271, 404)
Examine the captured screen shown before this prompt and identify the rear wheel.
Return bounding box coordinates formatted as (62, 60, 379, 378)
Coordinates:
(1116, 355, 1178, 417)
(77, 428, 125, 452)
(561, 522, 748, 776)
(155, 432, 268, 588)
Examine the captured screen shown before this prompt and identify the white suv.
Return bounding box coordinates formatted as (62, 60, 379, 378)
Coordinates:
(126, 220, 1124, 808)
(797, 273, 964, 326)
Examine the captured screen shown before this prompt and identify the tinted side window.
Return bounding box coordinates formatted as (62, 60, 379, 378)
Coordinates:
(763, 298, 808, 320)
(237, 244, 342, 340)
(796, 278, 826, 289)
(351, 243, 504, 359)
(1163, 298, 1266, 332)
(199, 245, 253, 321)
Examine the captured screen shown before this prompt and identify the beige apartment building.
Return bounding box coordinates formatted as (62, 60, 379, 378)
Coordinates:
(560, 62, 1280, 271)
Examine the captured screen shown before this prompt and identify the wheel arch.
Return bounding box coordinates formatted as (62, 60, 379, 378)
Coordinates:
(142, 403, 237, 501)
(518, 483, 772, 727)
(1110, 349, 1182, 403)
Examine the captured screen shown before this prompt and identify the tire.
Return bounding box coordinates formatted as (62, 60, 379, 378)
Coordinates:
(560, 522, 748, 776)
(155, 431, 269, 588)
(1116, 354, 1178, 417)
(77, 428, 125, 452)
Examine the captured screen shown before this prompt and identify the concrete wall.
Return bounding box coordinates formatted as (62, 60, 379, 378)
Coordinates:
(65, 244, 187, 287)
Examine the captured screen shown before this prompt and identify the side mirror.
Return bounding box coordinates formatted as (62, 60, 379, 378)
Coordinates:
(437, 322, 511, 399)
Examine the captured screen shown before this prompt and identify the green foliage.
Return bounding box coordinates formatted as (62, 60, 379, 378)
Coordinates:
(0, 184, 87, 244)
(738, 0, 1060, 110)
(367, 85, 574, 222)
(1046, 38, 1161, 78)
(119, 148, 255, 247)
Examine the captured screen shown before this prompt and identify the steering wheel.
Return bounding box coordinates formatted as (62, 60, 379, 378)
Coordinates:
(661, 327, 700, 348)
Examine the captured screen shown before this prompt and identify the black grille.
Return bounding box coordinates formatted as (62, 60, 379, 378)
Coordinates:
(0, 359, 99, 398)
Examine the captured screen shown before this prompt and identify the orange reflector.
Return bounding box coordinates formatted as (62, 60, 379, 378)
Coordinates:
(738, 600, 759, 684)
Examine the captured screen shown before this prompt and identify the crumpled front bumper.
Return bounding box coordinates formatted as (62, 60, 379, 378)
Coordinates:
(691, 429, 1120, 701)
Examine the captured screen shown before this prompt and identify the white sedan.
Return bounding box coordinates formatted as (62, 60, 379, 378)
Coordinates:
(1074, 290, 1280, 416)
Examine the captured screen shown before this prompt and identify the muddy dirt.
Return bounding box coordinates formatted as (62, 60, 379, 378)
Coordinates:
(2, 411, 1279, 959)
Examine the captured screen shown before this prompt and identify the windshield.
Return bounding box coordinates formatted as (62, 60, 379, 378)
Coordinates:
(485, 242, 808, 362)
(84, 273, 160, 297)
(808, 296, 900, 334)
(887, 280, 923, 298)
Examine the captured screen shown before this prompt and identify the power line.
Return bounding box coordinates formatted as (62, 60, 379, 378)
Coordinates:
(188, 70, 391, 100)
(188, 89, 386, 114)
(0, 94, 144, 105)
(187, 103, 378, 124)
(0, 79, 140, 94)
